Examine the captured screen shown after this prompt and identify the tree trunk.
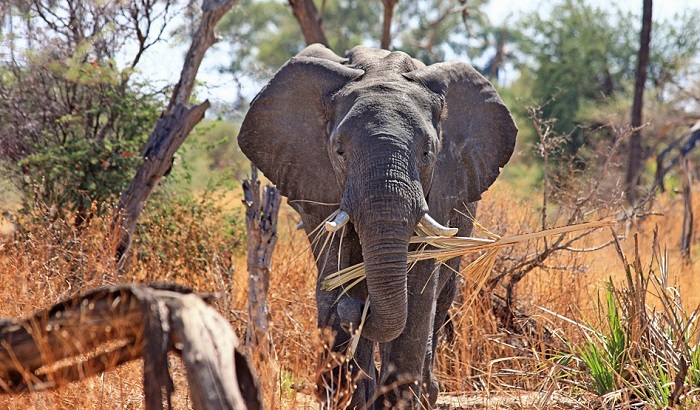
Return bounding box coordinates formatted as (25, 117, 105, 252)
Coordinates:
(243, 166, 281, 359)
(289, 0, 329, 47)
(487, 29, 507, 81)
(381, 0, 398, 49)
(111, 0, 235, 268)
(680, 156, 693, 260)
(625, 0, 652, 204)
(0, 283, 262, 410)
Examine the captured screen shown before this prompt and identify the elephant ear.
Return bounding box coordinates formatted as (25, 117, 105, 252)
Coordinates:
(238, 55, 364, 205)
(405, 62, 517, 216)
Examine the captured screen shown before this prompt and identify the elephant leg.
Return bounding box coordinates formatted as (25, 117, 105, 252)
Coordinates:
(316, 291, 377, 409)
(305, 216, 375, 408)
(422, 262, 459, 408)
(376, 260, 439, 409)
(349, 338, 377, 409)
(420, 204, 474, 408)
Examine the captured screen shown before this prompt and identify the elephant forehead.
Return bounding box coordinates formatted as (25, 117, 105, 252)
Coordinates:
(334, 79, 437, 118)
(346, 46, 419, 74)
(336, 94, 433, 135)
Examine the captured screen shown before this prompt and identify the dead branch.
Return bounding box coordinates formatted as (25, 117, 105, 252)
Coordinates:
(380, 0, 398, 49)
(288, 0, 329, 47)
(680, 157, 693, 260)
(112, 0, 235, 268)
(243, 166, 282, 360)
(0, 283, 261, 410)
(654, 122, 700, 193)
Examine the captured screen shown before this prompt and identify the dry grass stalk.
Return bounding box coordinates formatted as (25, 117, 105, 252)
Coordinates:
(322, 220, 616, 292)
(4, 182, 700, 408)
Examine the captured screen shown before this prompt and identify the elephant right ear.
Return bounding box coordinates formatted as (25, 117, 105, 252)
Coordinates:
(238, 55, 364, 204)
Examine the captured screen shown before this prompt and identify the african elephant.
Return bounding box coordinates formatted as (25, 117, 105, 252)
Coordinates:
(237, 44, 517, 409)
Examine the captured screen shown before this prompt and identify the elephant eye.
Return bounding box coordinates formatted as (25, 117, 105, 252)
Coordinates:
(421, 140, 435, 164)
(336, 144, 346, 159)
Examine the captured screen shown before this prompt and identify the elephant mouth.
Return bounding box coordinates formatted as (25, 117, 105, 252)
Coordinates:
(324, 209, 457, 237)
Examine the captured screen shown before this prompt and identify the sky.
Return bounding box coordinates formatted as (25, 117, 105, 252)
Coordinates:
(485, 0, 695, 26)
(133, 0, 698, 109)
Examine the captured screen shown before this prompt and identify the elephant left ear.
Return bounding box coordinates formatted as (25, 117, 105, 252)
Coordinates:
(405, 62, 517, 216)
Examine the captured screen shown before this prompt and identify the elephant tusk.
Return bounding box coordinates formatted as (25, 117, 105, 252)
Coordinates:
(419, 213, 458, 237)
(325, 210, 350, 232)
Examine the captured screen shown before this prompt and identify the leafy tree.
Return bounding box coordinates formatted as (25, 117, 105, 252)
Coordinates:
(0, 0, 176, 225)
(219, 0, 501, 76)
(393, 0, 489, 65)
(219, 0, 304, 79)
(514, 0, 700, 157)
(516, 0, 636, 153)
(0, 54, 161, 224)
(220, 0, 384, 77)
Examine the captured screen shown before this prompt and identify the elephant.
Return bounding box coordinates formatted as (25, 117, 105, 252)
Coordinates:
(237, 44, 517, 409)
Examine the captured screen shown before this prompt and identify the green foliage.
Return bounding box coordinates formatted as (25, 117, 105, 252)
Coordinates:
(571, 237, 700, 407)
(322, 0, 383, 53)
(514, 1, 700, 156)
(648, 10, 700, 89)
(394, 0, 489, 65)
(0, 7, 164, 224)
(577, 283, 628, 395)
(175, 119, 250, 193)
(220, 0, 305, 78)
(9, 56, 160, 220)
(277, 370, 297, 400)
(691, 344, 700, 388)
(220, 0, 384, 76)
(220, 0, 496, 75)
(516, 0, 636, 153)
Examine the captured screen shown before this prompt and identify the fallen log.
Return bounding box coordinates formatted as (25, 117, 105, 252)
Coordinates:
(0, 284, 261, 410)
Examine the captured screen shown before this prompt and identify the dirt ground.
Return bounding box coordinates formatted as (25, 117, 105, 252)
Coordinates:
(284, 391, 591, 409)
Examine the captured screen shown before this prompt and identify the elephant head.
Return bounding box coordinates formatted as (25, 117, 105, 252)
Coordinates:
(238, 44, 517, 343)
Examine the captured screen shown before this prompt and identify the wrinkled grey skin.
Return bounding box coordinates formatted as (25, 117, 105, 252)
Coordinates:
(238, 44, 517, 409)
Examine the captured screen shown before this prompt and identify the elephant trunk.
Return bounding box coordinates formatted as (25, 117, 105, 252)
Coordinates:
(343, 141, 426, 343)
(357, 223, 412, 342)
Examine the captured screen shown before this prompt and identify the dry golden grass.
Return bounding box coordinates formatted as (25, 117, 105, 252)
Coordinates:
(0, 181, 699, 408)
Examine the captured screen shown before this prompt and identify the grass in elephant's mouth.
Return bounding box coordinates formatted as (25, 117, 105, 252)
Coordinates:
(321, 219, 616, 293)
(320, 217, 616, 363)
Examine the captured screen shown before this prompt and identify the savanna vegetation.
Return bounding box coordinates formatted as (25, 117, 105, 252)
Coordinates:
(1, 0, 700, 408)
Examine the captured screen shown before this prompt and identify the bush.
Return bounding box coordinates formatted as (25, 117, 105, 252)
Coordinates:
(572, 234, 700, 407)
(128, 184, 246, 288)
(0, 48, 162, 225)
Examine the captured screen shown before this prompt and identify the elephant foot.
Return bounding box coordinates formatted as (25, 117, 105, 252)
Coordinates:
(316, 354, 355, 409)
(424, 375, 439, 408)
(375, 387, 419, 410)
(376, 370, 423, 410)
(316, 332, 377, 409)
(337, 297, 364, 334)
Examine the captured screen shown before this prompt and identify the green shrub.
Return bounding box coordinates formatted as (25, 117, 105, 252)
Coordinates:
(572, 234, 700, 407)
(1, 46, 162, 225)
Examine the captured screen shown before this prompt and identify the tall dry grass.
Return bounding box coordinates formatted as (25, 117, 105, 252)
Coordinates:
(0, 180, 699, 408)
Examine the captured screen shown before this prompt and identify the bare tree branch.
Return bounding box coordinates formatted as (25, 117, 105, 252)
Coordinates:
(381, 0, 398, 50)
(288, 0, 329, 47)
(112, 0, 236, 267)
